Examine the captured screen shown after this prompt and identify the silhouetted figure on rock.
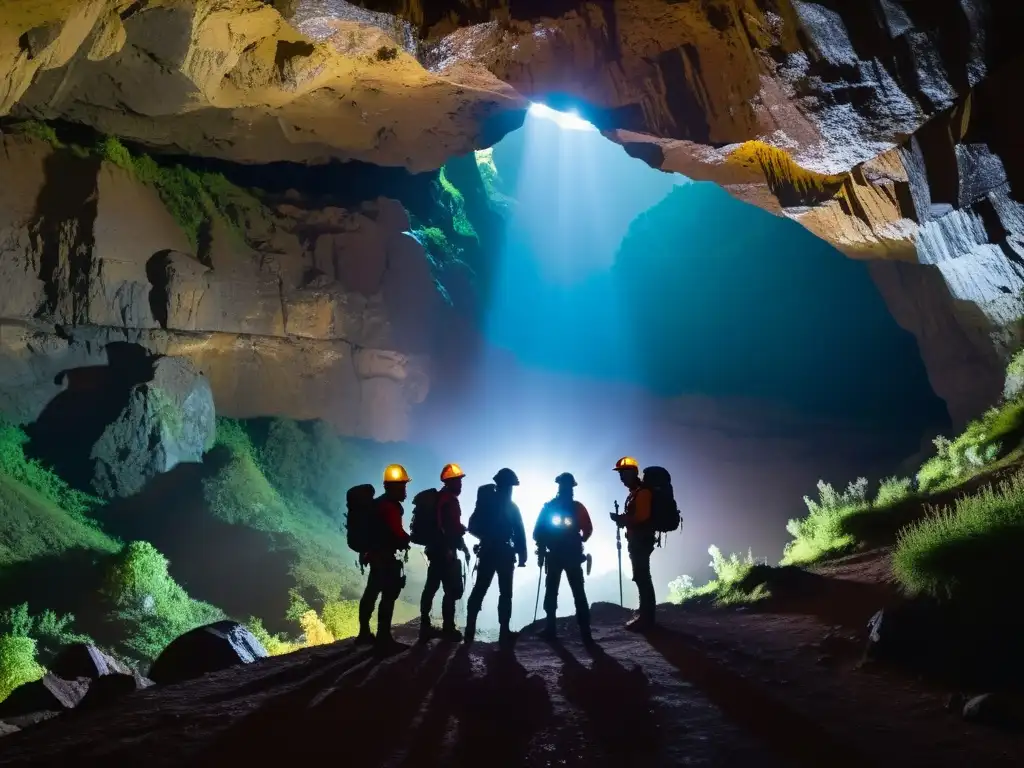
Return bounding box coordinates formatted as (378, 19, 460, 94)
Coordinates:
(464, 468, 528, 644)
(534, 472, 594, 645)
(357, 464, 412, 655)
(611, 456, 657, 631)
(417, 463, 471, 642)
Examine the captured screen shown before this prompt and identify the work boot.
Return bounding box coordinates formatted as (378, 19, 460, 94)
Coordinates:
(539, 615, 557, 642)
(463, 613, 477, 644)
(418, 620, 441, 644)
(579, 624, 595, 646)
(440, 625, 464, 642)
(375, 635, 410, 656)
(498, 625, 518, 646)
(355, 625, 376, 646)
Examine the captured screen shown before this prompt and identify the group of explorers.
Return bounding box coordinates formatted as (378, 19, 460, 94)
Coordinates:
(346, 457, 681, 654)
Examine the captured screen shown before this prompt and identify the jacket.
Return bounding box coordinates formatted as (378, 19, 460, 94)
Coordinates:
(622, 486, 654, 541)
(534, 497, 593, 556)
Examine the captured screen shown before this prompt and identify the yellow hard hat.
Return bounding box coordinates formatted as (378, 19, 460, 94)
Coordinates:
(614, 456, 640, 472)
(440, 463, 465, 482)
(383, 464, 410, 483)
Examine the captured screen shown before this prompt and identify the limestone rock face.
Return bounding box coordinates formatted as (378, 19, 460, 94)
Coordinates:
(90, 356, 216, 499)
(0, 134, 445, 442)
(3, 1, 1024, 424)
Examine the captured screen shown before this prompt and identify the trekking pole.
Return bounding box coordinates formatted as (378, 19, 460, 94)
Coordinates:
(533, 551, 544, 623)
(615, 500, 623, 608)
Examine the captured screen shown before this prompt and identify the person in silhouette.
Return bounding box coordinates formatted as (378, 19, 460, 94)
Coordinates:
(357, 464, 412, 654)
(534, 472, 594, 644)
(419, 463, 471, 642)
(611, 456, 656, 631)
(464, 468, 528, 644)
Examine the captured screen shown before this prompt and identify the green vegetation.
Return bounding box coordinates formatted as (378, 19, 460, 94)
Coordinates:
(438, 167, 477, 240)
(0, 422, 116, 567)
(0, 604, 91, 701)
(781, 477, 870, 565)
(11, 123, 266, 252)
(99, 136, 263, 251)
(915, 399, 1024, 491)
(893, 471, 1024, 603)
(0, 635, 42, 703)
(375, 45, 399, 62)
(667, 546, 768, 606)
(9, 120, 63, 148)
(100, 541, 224, 662)
(204, 418, 365, 607)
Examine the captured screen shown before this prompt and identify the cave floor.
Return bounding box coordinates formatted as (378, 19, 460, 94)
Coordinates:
(1, 586, 1022, 768)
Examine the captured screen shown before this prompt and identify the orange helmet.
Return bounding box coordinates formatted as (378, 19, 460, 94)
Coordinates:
(614, 456, 640, 472)
(383, 464, 410, 483)
(440, 463, 465, 482)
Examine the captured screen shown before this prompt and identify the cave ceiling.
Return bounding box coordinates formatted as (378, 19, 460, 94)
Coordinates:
(1, 0, 1023, 261)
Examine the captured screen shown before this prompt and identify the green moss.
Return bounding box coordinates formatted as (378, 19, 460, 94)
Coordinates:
(0, 422, 116, 568)
(10, 121, 63, 148)
(439, 167, 477, 240)
(97, 136, 263, 252)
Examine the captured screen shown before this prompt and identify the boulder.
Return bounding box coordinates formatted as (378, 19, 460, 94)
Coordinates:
(90, 355, 216, 498)
(0, 674, 89, 721)
(48, 643, 132, 681)
(77, 673, 153, 712)
(148, 621, 268, 686)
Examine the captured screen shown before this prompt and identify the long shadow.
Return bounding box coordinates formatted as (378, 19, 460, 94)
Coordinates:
(401, 646, 554, 767)
(547, 641, 660, 761)
(644, 627, 866, 768)
(200, 645, 455, 764)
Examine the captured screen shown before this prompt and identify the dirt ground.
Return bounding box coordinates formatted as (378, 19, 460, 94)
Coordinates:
(0, 551, 1021, 767)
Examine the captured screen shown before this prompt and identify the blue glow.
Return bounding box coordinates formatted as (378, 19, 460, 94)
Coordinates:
(551, 514, 563, 526)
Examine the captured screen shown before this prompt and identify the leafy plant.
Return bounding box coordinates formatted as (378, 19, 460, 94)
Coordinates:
(0, 634, 43, 703)
(782, 478, 868, 565)
(101, 541, 224, 662)
(438, 167, 477, 239)
(666, 546, 766, 606)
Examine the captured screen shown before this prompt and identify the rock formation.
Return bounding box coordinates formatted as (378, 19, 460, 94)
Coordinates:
(90, 356, 216, 498)
(0, 132, 441, 441)
(1, 0, 1023, 424)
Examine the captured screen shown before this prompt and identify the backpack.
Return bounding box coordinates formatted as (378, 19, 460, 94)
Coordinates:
(536, 497, 582, 551)
(409, 488, 441, 546)
(642, 466, 681, 533)
(345, 484, 377, 553)
(467, 484, 500, 541)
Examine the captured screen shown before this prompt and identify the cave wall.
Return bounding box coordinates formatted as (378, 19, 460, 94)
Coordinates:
(0, 133, 444, 441)
(3, 0, 1024, 426)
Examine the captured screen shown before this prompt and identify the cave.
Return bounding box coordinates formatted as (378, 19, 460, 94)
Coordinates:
(1, 1, 1024, 763)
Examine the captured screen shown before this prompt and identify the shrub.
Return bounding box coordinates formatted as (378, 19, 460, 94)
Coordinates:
(666, 546, 766, 606)
(298, 610, 335, 647)
(244, 617, 295, 657)
(320, 600, 360, 640)
(874, 476, 913, 508)
(893, 472, 1024, 604)
(0, 604, 91, 663)
(0, 634, 43, 703)
(782, 478, 868, 565)
(101, 541, 224, 662)
(915, 397, 1024, 492)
